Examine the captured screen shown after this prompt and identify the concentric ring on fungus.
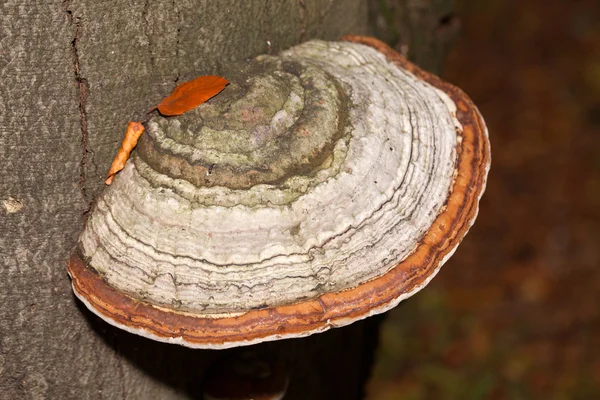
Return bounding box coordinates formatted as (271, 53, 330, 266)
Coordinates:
(67, 36, 490, 349)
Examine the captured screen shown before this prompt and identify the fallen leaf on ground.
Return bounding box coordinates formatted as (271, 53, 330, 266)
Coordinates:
(156, 75, 229, 116)
(105, 121, 145, 185)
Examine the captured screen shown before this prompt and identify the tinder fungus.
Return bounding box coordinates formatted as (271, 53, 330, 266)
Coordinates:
(67, 36, 490, 349)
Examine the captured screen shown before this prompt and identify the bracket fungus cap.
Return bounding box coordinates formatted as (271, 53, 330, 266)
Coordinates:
(67, 36, 490, 349)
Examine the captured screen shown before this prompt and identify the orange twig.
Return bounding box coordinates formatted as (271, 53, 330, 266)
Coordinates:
(105, 122, 145, 185)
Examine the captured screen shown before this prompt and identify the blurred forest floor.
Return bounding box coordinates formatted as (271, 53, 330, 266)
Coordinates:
(366, 0, 600, 399)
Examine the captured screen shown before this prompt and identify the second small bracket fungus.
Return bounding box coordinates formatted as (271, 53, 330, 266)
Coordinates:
(67, 36, 490, 349)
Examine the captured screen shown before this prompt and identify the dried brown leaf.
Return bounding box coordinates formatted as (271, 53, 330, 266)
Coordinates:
(156, 75, 229, 116)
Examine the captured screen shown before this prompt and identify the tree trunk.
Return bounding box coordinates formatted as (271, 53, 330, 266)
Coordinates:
(0, 1, 455, 398)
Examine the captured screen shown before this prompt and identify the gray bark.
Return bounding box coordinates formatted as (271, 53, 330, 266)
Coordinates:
(370, 0, 458, 72)
(0, 1, 453, 399)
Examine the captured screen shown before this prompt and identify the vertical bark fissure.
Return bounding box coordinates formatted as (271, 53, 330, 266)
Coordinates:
(297, 0, 307, 42)
(262, 0, 272, 53)
(318, 0, 334, 23)
(142, 0, 155, 70)
(117, 350, 126, 400)
(64, 0, 91, 208)
(172, 0, 181, 84)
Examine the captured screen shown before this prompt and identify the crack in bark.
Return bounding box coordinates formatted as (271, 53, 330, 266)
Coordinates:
(172, 0, 181, 84)
(64, 0, 91, 208)
(321, 0, 334, 18)
(262, 0, 272, 53)
(297, 0, 307, 42)
(142, 0, 155, 70)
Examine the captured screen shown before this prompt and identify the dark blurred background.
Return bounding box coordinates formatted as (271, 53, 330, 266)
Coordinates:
(366, 0, 600, 398)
